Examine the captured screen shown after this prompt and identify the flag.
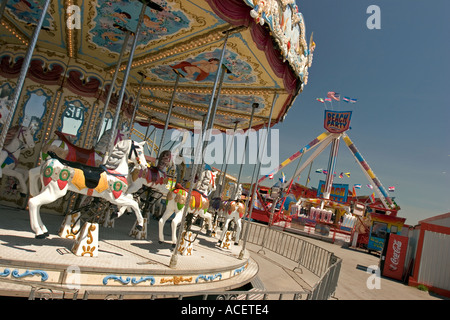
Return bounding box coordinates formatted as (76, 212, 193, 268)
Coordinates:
(268, 174, 273, 179)
(370, 193, 376, 203)
(316, 98, 325, 103)
(324, 98, 332, 102)
(343, 97, 357, 103)
(367, 184, 373, 189)
(344, 172, 351, 178)
(322, 170, 328, 175)
(280, 172, 286, 183)
(327, 91, 340, 101)
(315, 168, 323, 173)
(354, 184, 362, 189)
(339, 172, 344, 178)
(352, 186, 357, 196)
(388, 186, 395, 192)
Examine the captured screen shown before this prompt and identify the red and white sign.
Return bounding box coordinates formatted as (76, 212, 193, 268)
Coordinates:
(383, 234, 408, 280)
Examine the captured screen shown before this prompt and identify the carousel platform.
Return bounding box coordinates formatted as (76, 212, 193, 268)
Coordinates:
(0, 204, 257, 299)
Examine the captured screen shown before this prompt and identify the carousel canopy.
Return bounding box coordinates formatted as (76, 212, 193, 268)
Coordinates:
(0, 0, 314, 132)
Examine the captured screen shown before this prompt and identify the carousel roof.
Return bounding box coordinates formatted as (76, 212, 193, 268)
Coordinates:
(0, 0, 314, 132)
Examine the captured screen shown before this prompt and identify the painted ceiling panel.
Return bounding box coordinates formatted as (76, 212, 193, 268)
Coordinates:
(1, 0, 313, 132)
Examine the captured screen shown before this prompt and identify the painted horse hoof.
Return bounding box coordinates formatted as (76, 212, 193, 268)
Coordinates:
(206, 230, 212, 236)
(158, 241, 164, 244)
(44, 232, 50, 237)
(136, 225, 143, 231)
(172, 244, 176, 249)
(35, 234, 46, 239)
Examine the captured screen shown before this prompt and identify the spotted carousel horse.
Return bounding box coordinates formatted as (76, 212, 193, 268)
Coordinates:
(0, 124, 37, 196)
(112, 150, 174, 222)
(218, 184, 245, 245)
(158, 168, 218, 245)
(28, 139, 147, 239)
(210, 182, 243, 234)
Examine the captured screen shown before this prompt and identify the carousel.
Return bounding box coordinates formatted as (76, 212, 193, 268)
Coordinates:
(0, 0, 313, 298)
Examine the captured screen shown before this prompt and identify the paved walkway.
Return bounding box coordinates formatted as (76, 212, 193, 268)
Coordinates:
(0, 204, 446, 300)
(248, 227, 447, 300)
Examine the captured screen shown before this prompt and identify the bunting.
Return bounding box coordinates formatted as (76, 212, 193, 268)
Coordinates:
(388, 186, 395, 192)
(343, 97, 358, 103)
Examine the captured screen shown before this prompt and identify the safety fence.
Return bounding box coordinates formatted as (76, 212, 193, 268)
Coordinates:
(243, 222, 340, 277)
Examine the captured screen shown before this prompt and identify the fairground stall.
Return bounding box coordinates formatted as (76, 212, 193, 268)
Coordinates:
(0, 0, 314, 216)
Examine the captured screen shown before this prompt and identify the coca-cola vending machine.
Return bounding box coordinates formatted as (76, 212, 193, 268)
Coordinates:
(380, 233, 409, 281)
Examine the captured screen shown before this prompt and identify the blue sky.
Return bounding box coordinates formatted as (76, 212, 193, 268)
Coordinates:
(136, 0, 449, 226)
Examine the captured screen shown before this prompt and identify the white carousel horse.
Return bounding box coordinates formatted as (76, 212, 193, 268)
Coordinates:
(0, 124, 37, 195)
(215, 183, 244, 246)
(28, 128, 116, 197)
(158, 168, 218, 245)
(217, 200, 246, 246)
(28, 139, 147, 238)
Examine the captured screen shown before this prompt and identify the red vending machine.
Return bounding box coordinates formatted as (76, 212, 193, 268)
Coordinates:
(380, 233, 409, 281)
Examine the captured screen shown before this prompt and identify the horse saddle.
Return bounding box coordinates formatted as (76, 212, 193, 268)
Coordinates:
(210, 197, 222, 211)
(47, 151, 106, 189)
(55, 131, 96, 166)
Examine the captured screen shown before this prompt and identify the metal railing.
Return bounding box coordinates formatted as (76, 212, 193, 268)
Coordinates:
(244, 222, 336, 277)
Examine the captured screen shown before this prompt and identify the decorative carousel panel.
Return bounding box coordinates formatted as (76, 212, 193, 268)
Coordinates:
(1, 0, 313, 133)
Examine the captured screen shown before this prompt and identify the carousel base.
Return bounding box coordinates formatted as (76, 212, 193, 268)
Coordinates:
(0, 204, 257, 299)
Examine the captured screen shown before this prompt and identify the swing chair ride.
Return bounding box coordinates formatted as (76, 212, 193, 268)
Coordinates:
(255, 97, 405, 252)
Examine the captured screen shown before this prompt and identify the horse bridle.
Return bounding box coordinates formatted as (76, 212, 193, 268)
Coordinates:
(128, 141, 141, 165)
(5, 127, 31, 154)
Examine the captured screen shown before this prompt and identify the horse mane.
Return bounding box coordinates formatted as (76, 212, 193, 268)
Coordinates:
(103, 139, 130, 170)
(94, 128, 112, 153)
(4, 125, 21, 146)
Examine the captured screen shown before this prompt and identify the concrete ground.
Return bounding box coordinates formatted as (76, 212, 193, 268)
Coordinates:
(248, 229, 447, 300)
